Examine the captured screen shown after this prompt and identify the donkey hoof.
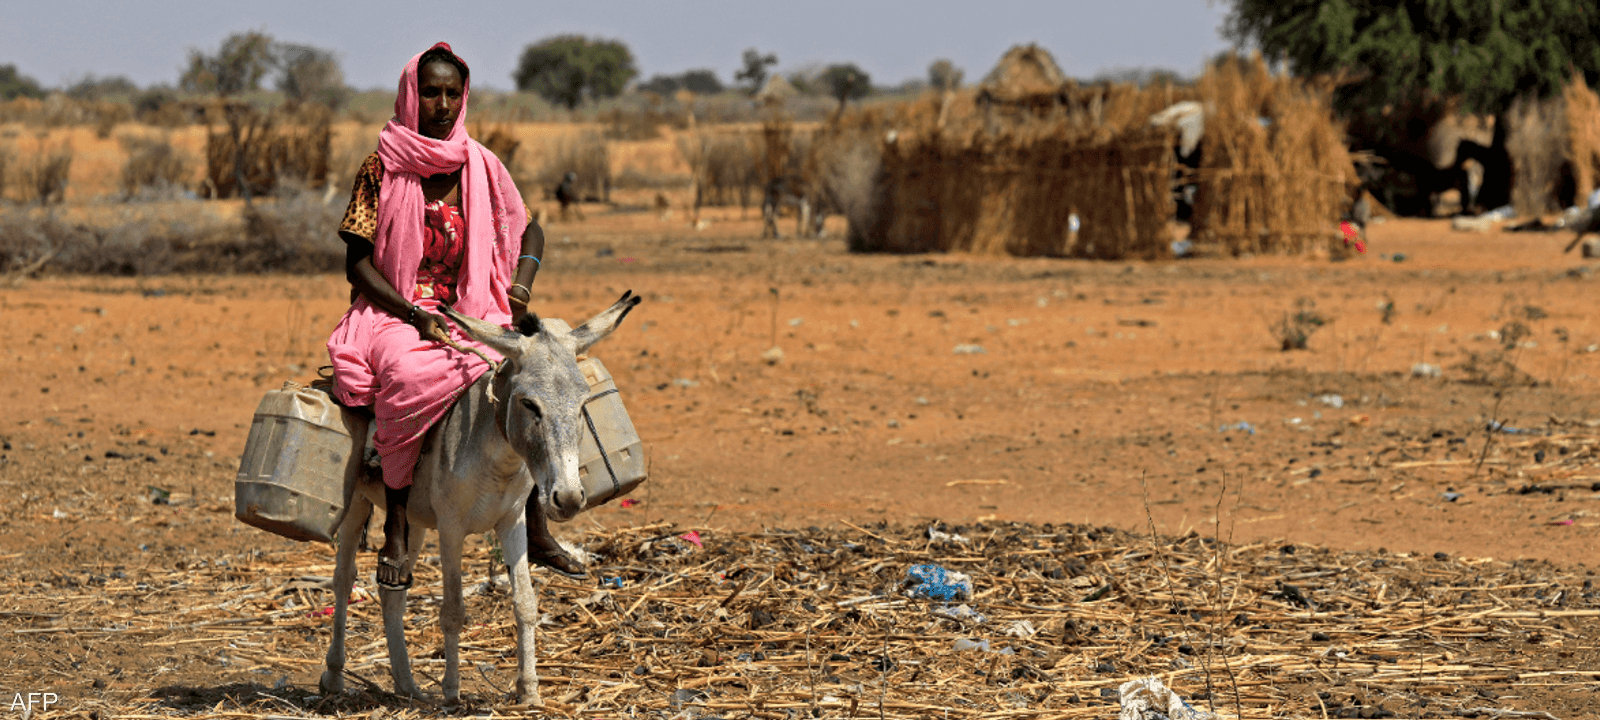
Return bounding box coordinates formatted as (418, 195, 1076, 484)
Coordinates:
(514, 682, 543, 708)
(318, 669, 344, 696)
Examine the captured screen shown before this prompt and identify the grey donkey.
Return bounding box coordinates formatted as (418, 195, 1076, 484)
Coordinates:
(319, 291, 641, 706)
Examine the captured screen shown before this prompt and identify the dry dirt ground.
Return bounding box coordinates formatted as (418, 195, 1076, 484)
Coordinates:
(2, 211, 1599, 718)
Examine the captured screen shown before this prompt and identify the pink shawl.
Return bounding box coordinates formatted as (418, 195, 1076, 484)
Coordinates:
(327, 42, 528, 407)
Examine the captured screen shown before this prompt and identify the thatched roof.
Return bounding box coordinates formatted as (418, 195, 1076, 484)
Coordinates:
(978, 44, 1067, 103)
(756, 74, 799, 105)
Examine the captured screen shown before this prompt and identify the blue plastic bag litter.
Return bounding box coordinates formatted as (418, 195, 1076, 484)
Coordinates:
(1217, 421, 1256, 435)
(1487, 420, 1537, 435)
(904, 564, 973, 602)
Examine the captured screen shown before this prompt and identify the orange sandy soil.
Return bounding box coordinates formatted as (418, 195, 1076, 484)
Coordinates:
(4, 214, 1600, 561)
(2, 210, 1599, 716)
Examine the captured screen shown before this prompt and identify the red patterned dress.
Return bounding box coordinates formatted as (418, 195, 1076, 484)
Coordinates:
(414, 200, 467, 307)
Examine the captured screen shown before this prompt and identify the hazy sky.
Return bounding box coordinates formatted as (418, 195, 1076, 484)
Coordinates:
(6, 0, 1235, 92)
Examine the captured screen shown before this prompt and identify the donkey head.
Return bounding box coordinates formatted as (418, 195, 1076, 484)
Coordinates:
(439, 291, 641, 522)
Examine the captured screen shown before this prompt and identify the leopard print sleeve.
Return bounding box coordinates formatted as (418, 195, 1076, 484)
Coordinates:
(339, 153, 383, 242)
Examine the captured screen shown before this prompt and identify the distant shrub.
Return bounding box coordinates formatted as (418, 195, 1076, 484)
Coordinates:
(676, 130, 761, 209)
(24, 142, 72, 205)
(0, 143, 12, 203)
(0, 185, 345, 278)
(601, 106, 670, 140)
(119, 133, 190, 200)
(1273, 297, 1329, 351)
(535, 131, 611, 201)
(133, 86, 191, 127)
(237, 185, 345, 273)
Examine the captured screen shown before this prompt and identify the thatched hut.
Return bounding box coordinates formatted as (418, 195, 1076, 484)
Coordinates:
(976, 44, 1069, 116)
(1185, 56, 1361, 257)
(755, 74, 799, 108)
(842, 49, 1360, 260)
(847, 45, 1182, 260)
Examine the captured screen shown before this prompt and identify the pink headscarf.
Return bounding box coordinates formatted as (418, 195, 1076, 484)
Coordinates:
(327, 42, 529, 407)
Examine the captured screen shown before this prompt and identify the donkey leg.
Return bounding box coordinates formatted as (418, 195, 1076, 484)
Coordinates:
(381, 522, 427, 698)
(435, 522, 467, 703)
(496, 512, 542, 706)
(320, 493, 373, 696)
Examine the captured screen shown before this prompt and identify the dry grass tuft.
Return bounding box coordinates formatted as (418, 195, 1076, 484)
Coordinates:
(677, 129, 763, 210)
(0, 185, 341, 278)
(203, 103, 332, 200)
(118, 131, 191, 200)
(22, 139, 73, 206)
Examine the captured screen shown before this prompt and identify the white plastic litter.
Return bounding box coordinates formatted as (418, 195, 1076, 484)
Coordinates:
(1118, 676, 1219, 720)
(931, 604, 988, 624)
(1411, 362, 1443, 378)
(1005, 619, 1038, 638)
(926, 526, 969, 544)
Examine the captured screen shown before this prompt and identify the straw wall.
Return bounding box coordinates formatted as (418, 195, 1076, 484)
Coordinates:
(1188, 56, 1359, 257)
(856, 128, 1174, 259)
(1565, 73, 1600, 205)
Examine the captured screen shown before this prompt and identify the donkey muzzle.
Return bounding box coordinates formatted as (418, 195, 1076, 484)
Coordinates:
(547, 485, 586, 521)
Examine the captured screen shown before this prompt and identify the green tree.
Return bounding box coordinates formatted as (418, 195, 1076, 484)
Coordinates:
(679, 69, 724, 95)
(821, 63, 871, 107)
(277, 43, 351, 109)
(65, 74, 139, 101)
(1224, 0, 1600, 115)
(637, 69, 723, 97)
(180, 31, 276, 96)
(514, 35, 637, 109)
(928, 59, 964, 92)
(637, 74, 680, 96)
(734, 48, 778, 93)
(0, 64, 45, 100)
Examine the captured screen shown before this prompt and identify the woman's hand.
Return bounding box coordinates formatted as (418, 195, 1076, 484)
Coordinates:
(411, 308, 451, 343)
(508, 283, 531, 327)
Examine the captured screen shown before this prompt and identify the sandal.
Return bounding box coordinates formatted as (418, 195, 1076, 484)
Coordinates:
(375, 554, 414, 591)
(526, 544, 587, 580)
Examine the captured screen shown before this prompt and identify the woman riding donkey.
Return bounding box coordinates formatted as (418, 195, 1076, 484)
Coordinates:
(326, 42, 586, 590)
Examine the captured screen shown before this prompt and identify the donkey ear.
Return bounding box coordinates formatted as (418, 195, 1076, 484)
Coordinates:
(438, 305, 526, 360)
(570, 290, 641, 356)
(515, 312, 542, 337)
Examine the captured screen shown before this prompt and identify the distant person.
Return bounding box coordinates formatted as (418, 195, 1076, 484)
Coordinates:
(325, 42, 586, 591)
(555, 171, 584, 221)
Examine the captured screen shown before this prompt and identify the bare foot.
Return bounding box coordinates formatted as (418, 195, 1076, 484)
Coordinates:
(525, 500, 587, 579)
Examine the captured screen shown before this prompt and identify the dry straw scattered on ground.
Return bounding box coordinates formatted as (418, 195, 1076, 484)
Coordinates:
(3, 520, 1596, 718)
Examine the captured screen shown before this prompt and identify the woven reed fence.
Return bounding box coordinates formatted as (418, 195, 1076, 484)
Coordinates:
(855, 129, 1175, 260)
(1565, 72, 1600, 205)
(1187, 57, 1360, 258)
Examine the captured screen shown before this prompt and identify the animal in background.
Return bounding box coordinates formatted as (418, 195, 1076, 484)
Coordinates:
(555, 171, 584, 221)
(1562, 206, 1600, 256)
